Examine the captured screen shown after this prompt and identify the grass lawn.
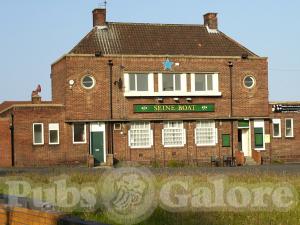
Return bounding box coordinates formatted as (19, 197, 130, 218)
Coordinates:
(0, 166, 299, 225)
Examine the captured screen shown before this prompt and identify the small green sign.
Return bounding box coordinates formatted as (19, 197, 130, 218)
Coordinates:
(134, 104, 215, 113)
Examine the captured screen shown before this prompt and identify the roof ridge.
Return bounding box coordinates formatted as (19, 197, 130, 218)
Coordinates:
(107, 21, 206, 27)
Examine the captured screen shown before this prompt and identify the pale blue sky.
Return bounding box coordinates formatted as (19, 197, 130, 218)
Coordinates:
(0, 0, 299, 102)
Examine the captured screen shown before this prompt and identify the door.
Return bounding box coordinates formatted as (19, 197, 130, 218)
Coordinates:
(242, 129, 251, 157)
(91, 131, 104, 164)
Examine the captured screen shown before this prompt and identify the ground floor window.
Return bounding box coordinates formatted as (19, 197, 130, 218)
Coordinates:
(195, 120, 217, 146)
(163, 121, 186, 147)
(73, 123, 86, 144)
(285, 118, 294, 138)
(33, 123, 44, 145)
(272, 119, 281, 138)
(49, 123, 60, 145)
(128, 122, 153, 148)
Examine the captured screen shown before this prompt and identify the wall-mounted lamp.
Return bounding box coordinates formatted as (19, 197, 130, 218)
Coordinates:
(186, 97, 192, 102)
(114, 78, 123, 89)
(69, 80, 75, 89)
(173, 97, 179, 102)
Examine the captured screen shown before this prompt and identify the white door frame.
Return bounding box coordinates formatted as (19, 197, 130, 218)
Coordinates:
(242, 129, 252, 157)
(90, 123, 106, 163)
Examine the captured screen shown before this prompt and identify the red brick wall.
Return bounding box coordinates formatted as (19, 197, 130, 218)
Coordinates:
(113, 120, 270, 165)
(12, 106, 89, 167)
(0, 118, 12, 167)
(51, 57, 67, 104)
(270, 111, 300, 163)
(51, 55, 268, 121)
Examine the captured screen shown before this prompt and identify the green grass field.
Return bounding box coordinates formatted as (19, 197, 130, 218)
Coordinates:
(0, 167, 299, 225)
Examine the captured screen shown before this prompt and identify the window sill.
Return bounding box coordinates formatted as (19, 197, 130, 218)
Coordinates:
(73, 142, 87, 145)
(163, 145, 185, 148)
(255, 148, 265, 151)
(124, 92, 222, 97)
(129, 146, 152, 149)
(196, 144, 217, 147)
(49, 143, 60, 145)
(285, 136, 294, 139)
(33, 143, 44, 146)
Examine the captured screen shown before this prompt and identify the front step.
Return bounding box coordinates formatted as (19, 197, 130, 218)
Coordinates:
(245, 156, 258, 166)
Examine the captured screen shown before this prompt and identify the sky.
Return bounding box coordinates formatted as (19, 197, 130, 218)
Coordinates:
(0, 0, 299, 102)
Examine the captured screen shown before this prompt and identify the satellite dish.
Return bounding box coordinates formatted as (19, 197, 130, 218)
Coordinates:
(69, 80, 75, 86)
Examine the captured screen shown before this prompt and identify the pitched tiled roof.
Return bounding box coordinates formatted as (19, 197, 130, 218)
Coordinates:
(70, 22, 257, 57)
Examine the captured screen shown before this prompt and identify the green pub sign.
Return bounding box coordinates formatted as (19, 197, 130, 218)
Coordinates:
(134, 104, 215, 113)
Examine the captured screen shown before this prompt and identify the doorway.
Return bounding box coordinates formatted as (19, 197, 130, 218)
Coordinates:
(90, 123, 106, 165)
(238, 128, 251, 157)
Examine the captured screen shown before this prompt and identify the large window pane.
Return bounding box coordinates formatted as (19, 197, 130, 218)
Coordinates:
(129, 74, 136, 91)
(207, 74, 213, 91)
(273, 124, 280, 137)
(285, 119, 294, 137)
(33, 124, 43, 145)
(175, 74, 181, 91)
(163, 74, 173, 91)
(195, 74, 206, 91)
(73, 123, 86, 143)
(136, 74, 148, 91)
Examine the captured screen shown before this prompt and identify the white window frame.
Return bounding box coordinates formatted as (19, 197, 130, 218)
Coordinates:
(272, 119, 281, 138)
(128, 122, 153, 148)
(191, 73, 221, 96)
(162, 121, 186, 147)
(33, 123, 44, 145)
(49, 123, 60, 145)
(285, 118, 294, 138)
(159, 73, 187, 92)
(124, 73, 154, 96)
(195, 120, 217, 146)
(254, 120, 265, 150)
(72, 123, 87, 144)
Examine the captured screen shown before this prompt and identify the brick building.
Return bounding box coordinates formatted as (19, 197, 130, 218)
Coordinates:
(0, 8, 299, 167)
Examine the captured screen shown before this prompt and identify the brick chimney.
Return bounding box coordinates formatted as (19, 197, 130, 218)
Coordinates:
(204, 13, 218, 30)
(93, 8, 106, 27)
(31, 94, 41, 104)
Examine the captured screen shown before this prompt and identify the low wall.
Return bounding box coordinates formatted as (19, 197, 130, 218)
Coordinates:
(0, 195, 108, 225)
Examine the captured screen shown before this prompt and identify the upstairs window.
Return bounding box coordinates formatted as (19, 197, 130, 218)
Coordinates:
(158, 73, 186, 93)
(191, 73, 219, 93)
(195, 120, 217, 146)
(49, 123, 60, 145)
(33, 123, 44, 145)
(162, 121, 186, 147)
(73, 123, 86, 144)
(162, 74, 181, 91)
(128, 122, 153, 148)
(129, 74, 149, 91)
(285, 118, 294, 138)
(124, 73, 154, 95)
(272, 119, 281, 138)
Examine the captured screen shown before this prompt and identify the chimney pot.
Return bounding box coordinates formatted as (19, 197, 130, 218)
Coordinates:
(204, 13, 218, 30)
(93, 8, 106, 27)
